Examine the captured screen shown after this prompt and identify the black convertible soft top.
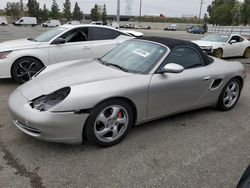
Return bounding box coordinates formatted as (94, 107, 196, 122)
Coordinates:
(140, 36, 213, 65)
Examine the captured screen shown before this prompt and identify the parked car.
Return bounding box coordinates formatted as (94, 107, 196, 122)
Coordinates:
(42, 20, 61, 27)
(65, 20, 81, 25)
(164, 24, 177, 31)
(0, 25, 136, 83)
(192, 34, 250, 58)
(90, 21, 103, 25)
(122, 30, 144, 37)
(0, 16, 8, 26)
(13, 17, 37, 27)
(187, 26, 205, 34)
(8, 37, 246, 146)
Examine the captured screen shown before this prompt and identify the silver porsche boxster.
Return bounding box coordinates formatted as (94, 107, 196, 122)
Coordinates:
(8, 37, 246, 147)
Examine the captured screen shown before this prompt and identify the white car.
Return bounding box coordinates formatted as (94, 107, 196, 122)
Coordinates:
(13, 17, 37, 27)
(65, 21, 80, 25)
(192, 34, 250, 58)
(0, 25, 136, 83)
(0, 16, 8, 26)
(42, 20, 61, 27)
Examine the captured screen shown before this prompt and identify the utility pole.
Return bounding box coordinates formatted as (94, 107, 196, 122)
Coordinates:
(198, 0, 204, 26)
(139, 0, 142, 24)
(117, 0, 120, 22)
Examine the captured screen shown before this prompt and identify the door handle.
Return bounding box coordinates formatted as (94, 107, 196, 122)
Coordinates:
(82, 46, 90, 50)
(203, 76, 211, 81)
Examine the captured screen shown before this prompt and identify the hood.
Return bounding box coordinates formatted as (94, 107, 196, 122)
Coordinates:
(192, 40, 224, 47)
(19, 60, 133, 100)
(0, 39, 40, 52)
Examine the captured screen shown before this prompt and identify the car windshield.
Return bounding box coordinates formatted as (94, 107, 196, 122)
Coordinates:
(101, 40, 167, 74)
(34, 27, 68, 42)
(202, 34, 229, 42)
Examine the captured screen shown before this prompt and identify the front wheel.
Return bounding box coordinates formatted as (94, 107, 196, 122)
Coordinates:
(11, 57, 44, 84)
(85, 99, 134, 147)
(243, 47, 250, 58)
(213, 48, 223, 59)
(217, 78, 242, 111)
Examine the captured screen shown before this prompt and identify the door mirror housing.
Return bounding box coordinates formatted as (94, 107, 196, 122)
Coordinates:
(161, 63, 184, 74)
(53, 38, 65, 45)
(229, 39, 237, 44)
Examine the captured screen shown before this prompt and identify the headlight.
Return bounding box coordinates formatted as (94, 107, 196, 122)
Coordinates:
(0, 51, 12, 59)
(30, 87, 71, 111)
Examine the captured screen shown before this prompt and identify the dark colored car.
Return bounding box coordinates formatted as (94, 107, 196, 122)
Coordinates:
(187, 26, 205, 34)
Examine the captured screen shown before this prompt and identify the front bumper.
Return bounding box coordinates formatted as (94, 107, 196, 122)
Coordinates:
(8, 89, 89, 144)
(0, 57, 12, 78)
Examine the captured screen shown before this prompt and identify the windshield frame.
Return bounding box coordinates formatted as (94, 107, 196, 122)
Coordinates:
(100, 39, 169, 75)
(34, 26, 70, 42)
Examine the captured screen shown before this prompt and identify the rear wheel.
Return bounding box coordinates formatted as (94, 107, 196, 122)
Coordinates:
(213, 48, 223, 59)
(217, 78, 242, 111)
(85, 99, 133, 147)
(243, 47, 250, 58)
(11, 57, 44, 84)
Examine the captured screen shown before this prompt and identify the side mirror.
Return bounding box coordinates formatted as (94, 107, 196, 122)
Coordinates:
(53, 38, 65, 45)
(161, 63, 184, 74)
(229, 39, 237, 44)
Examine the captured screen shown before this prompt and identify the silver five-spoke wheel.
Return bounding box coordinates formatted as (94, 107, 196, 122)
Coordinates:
(223, 82, 240, 108)
(217, 78, 242, 111)
(85, 99, 133, 147)
(94, 105, 129, 142)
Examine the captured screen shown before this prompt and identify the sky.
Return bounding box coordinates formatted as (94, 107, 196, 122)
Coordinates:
(0, 0, 243, 17)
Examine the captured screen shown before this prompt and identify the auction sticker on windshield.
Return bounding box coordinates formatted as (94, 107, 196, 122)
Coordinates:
(133, 48, 150, 57)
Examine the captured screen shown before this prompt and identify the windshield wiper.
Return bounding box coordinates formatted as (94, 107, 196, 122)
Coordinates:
(27, 38, 37, 42)
(105, 63, 129, 72)
(95, 58, 129, 72)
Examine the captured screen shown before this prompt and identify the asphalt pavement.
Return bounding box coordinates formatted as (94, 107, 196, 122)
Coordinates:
(0, 26, 250, 188)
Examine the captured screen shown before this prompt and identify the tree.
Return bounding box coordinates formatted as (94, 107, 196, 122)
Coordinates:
(63, 0, 71, 20)
(41, 4, 50, 21)
(241, 0, 250, 25)
(102, 4, 107, 24)
(27, 0, 40, 18)
(207, 0, 239, 25)
(51, 0, 60, 19)
(5, 2, 21, 19)
(72, 2, 83, 21)
(90, 4, 101, 21)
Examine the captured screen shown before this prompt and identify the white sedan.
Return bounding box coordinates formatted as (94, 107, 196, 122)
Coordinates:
(0, 25, 141, 83)
(192, 34, 250, 59)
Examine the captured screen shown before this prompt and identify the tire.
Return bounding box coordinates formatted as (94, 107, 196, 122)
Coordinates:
(11, 57, 44, 84)
(243, 47, 250, 58)
(85, 99, 134, 147)
(213, 48, 223, 59)
(217, 78, 242, 111)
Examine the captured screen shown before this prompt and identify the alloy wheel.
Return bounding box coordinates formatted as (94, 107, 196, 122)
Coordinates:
(15, 60, 41, 83)
(94, 105, 129, 143)
(223, 81, 240, 108)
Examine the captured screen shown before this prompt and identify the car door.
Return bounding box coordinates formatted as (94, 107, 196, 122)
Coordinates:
(224, 35, 243, 57)
(148, 47, 212, 117)
(89, 27, 131, 58)
(48, 27, 92, 64)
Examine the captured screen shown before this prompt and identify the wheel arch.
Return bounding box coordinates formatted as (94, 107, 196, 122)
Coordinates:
(232, 76, 243, 88)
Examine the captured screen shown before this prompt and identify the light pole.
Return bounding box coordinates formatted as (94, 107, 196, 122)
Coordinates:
(117, 0, 120, 22)
(139, 0, 142, 24)
(198, 0, 204, 26)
